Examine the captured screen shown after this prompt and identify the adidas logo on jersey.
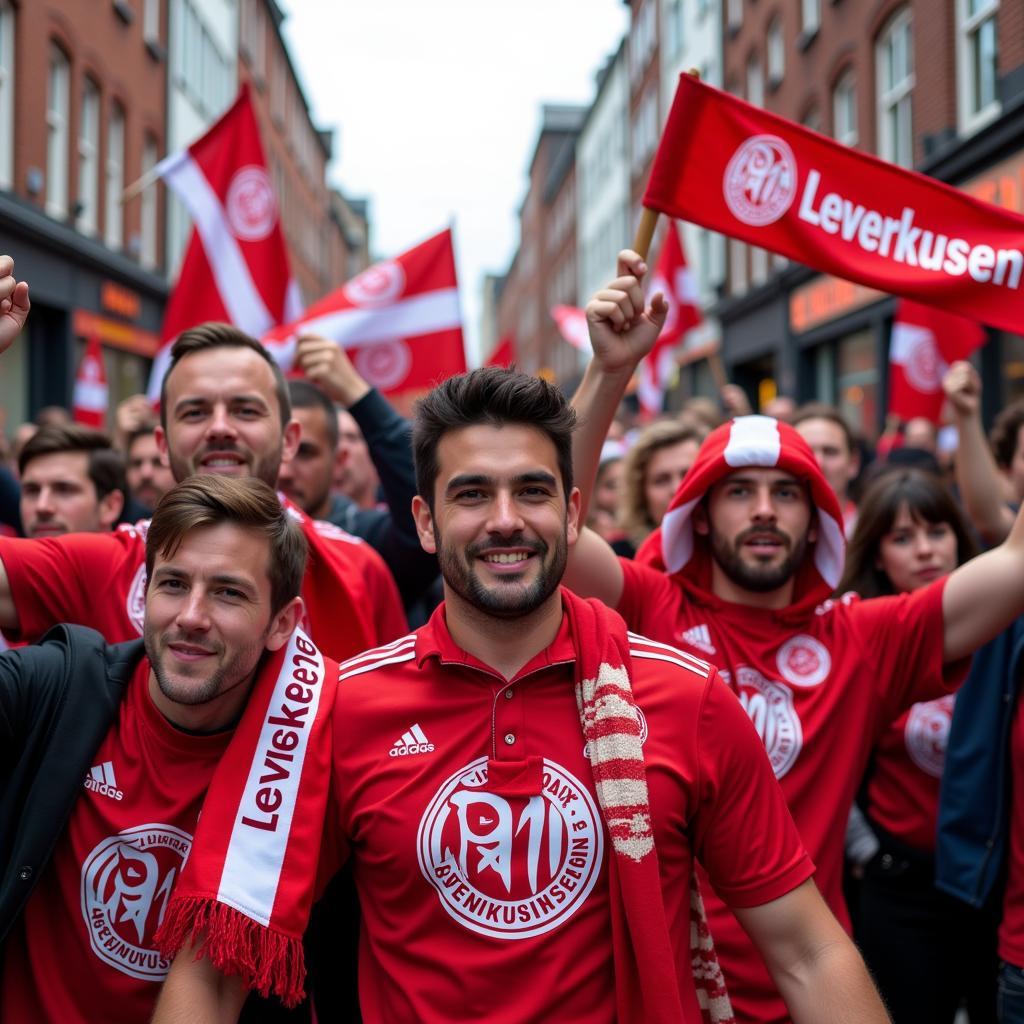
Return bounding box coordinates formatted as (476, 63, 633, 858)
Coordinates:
(390, 723, 434, 757)
(679, 623, 717, 656)
(84, 760, 124, 801)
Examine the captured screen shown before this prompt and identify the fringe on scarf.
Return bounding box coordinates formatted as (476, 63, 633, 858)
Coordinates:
(156, 896, 306, 1008)
(690, 875, 736, 1024)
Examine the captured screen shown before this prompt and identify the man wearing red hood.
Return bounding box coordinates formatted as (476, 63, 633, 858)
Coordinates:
(566, 252, 1024, 1024)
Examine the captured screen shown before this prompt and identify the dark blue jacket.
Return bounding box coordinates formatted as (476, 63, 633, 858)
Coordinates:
(936, 616, 1024, 907)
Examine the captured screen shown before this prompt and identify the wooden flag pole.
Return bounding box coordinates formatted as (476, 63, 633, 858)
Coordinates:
(120, 165, 161, 205)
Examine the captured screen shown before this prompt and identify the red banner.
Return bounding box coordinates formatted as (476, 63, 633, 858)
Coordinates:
(644, 75, 1024, 333)
(888, 300, 985, 423)
(73, 334, 108, 428)
(148, 85, 302, 400)
(486, 334, 516, 368)
(550, 306, 590, 351)
(262, 229, 465, 399)
(640, 221, 702, 418)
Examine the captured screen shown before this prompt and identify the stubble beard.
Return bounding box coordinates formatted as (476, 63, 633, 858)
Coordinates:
(165, 438, 283, 489)
(144, 627, 267, 709)
(438, 530, 568, 619)
(709, 524, 809, 594)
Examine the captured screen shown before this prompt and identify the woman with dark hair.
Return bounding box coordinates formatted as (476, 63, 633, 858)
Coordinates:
(838, 468, 996, 1024)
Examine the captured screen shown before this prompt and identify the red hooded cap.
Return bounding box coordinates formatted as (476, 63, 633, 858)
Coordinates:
(635, 415, 845, 621)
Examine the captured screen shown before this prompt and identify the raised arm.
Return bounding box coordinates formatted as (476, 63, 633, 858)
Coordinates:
(0, 255, 30, 357)
(943, 493, 1024, 661)
(562, 251, 666, 607)
(151, 940, 248, 1024)
(734, 880, 890, 1024)
(944, 360, 1014, 545)
(0, 256, 28, 632)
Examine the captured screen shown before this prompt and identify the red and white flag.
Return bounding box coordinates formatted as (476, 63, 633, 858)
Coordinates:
(262, 228, 465, 398)
(73, 335, 108, 429)
(551, 306, 590, 352)
(639, 221, 702, 418)
(888, 300, 985, 423)
(147, 85, 302, 400)
(644, 74, 1024, 334)
(486, 334, 516, 368)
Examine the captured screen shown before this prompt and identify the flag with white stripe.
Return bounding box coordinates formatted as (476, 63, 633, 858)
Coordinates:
(147, 84, 303, 400)
(73, 334, 108, 428)
(262, 229, 466, 399)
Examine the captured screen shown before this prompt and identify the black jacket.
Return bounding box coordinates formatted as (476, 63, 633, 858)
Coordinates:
(0, 625, 143, 943)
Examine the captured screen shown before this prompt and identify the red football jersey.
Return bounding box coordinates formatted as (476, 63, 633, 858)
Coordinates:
(0, 503, 406, 659)
(618, 561, 962, 1024)
(866, 694, 955, 851)
(1, 662, 231, 1024)
(322, 604, 812, 1023)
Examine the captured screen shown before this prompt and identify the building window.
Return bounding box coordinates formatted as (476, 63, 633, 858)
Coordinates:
(141, 136, 158, 269)
(876, 9, 914, 168)
(665, 0, 684, 63)
(801, 0, 820, 35)
(767, 17, 784, 86)
(46, 45, 70, 218)
(832, 71, 857, 146)
(77, 79, 100, 234)
(727, 0, 742, 32)
(750, 245, 768, 285)
(144, 0, 161, 44)
(729, 237, 748, 294)
(957, 0, 999, 132)
(0, 1, 12, 190)
(105, 102, 125, 248)
(746, 52, 764, 107)
(801, 105, 821, 133)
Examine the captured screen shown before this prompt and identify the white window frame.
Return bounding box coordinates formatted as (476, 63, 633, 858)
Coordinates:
(46, 45, 70, 218)
(832, 70, 858, 146)
(957, 0, 1000, 134)
(801, 0, 820, 35)
(105, 102, 125, 248)
(746, 52, 764, 107)
(0, 1, 12, 190)
(876, 9, 915, 168)
(77, 79, 99, 234)
(767, 17, 784, 86)
(143, 0, 161, 44)
(729, 237, 748, 295)
(141, 136, 158, 269)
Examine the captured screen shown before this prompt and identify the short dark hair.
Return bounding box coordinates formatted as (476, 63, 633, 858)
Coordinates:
(19, 424, 126, 501)
(413, 367, 576, 508)
(145, 475, 307, 615)
(159, 323, 292, 431)
(792, 403, 856, 454)
(837, 468, 978, 598)
(287, 379, 340, 452)
(990, 401, 1024, 470)
(126, 423, 158, 455)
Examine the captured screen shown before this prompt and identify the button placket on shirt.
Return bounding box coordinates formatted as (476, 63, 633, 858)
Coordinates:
(493, 680, 527, 759)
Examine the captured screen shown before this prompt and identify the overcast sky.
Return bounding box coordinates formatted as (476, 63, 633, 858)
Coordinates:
(280, 1, 629, 363)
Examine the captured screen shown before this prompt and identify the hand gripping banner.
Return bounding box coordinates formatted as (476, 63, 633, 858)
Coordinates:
(643, 75, 1024, 333)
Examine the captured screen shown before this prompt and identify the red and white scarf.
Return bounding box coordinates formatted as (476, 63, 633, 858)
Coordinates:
(156, 627, 337, 1006)
(564, 588, 734, 1024)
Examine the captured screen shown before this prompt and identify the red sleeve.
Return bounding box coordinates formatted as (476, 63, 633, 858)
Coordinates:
(616, 556, 678, 634)
(848, 577, 970, 726)
(0, 532, 137, 642)
(692, 671, 814, 908)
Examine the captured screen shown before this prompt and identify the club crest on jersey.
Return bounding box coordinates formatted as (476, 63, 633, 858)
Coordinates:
(729, 666, 803, 778)
(775, 635, 831, 689)
(126, 562, 147, 636)
(417, 757, 604, 940)
(80, 823, 192, 980)
(904, 694, 955, 778)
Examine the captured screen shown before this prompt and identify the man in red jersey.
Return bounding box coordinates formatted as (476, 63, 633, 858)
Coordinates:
(0, 257, 405, 661)
(564, 250, 1024, 1024)
(0, 475, 325, 1024)
(154, 367, 888, 1024)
